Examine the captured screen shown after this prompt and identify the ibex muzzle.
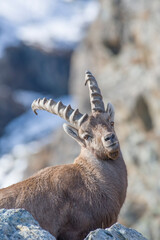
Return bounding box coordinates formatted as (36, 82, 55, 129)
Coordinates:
(0, 71, 127, 240)
(103, 132, 119, 159)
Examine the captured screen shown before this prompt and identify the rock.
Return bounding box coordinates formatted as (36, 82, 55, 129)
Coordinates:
(0, 209, 148, 240)
(0, 208, 56, 240)
(84, 223, 148, 240)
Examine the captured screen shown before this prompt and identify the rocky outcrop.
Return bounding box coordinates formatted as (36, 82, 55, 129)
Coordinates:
(0, 209, 147, 240)
(0, 208, 56, 240)
(85, 223, 148, 240)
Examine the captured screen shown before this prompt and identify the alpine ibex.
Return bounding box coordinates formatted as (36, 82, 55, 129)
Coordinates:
(0, 71, 127, 240)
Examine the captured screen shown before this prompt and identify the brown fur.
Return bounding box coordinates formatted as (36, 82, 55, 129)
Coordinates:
(0, 112, 127, 240)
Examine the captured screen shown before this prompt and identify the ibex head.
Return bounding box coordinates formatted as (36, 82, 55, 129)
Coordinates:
(32, 71, 119, 160)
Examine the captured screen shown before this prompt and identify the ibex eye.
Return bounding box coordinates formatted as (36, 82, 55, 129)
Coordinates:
(111, 122, 114, 127)
(83, 134, 91, 140)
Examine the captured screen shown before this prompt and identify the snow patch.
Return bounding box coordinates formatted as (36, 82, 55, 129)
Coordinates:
(0, 92, 72, 155)
(0, 92, 73, 187)
(0, 0, 99, 55)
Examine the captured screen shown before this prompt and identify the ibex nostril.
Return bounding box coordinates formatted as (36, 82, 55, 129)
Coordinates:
(111, 134, 115, 140)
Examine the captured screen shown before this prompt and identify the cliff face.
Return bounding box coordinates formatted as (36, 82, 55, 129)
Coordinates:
(69, 1, 160, 239)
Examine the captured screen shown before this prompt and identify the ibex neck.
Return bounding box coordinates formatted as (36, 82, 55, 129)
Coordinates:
(74, 148, 104, 168)
(74, 148, 124, 170)
(74, 148, 107, 185)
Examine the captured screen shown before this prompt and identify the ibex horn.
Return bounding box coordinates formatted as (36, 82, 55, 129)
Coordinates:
(85, 71, 105, 113)
(31, 98, 88, 128)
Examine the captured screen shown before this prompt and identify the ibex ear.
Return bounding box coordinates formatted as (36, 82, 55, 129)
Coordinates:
(106, 102, 115, 122)
(63, 123, 85, 146)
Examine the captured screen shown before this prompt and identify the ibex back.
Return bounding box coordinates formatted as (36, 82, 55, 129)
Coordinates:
(0, 71, 127, 240)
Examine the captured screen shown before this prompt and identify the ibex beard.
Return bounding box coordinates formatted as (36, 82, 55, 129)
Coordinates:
(0, 71, 127, 240)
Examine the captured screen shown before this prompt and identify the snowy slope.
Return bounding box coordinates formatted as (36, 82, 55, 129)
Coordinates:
(0, 0, 99, 56)
(0, 91, 73, 187)
(0, 91, 73, 155)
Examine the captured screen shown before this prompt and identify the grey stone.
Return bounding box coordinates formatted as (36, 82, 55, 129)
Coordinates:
(84, 223, 148, 240)
(0, 208, 56, 240)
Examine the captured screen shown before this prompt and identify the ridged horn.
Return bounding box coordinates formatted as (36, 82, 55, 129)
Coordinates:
(85, 71, 105, 113)
(31, 98, 88, 128)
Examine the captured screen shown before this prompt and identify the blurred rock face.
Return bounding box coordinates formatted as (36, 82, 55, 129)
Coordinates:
(68, 0, 160, 239)
(0, 44, 71, 95)
(0, 43, 72, 136)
